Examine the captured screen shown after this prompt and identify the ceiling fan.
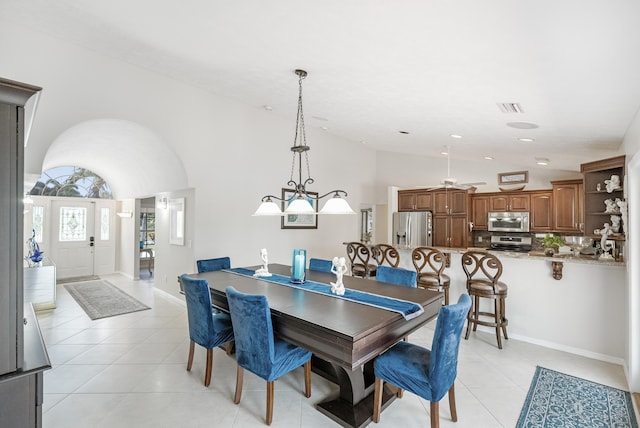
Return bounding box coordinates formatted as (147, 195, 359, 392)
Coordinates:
(424, 146, 486, 190)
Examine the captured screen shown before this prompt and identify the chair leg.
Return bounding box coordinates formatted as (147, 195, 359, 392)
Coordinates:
(448, 383, 457, 422)
(494, 299, 503, 349)
(472, 296, 479, 331)
(443, 286, 449, 306)
(266, 380, 274, 425)
(205, 348, 213, 387)
(500, 298, 509, 340)
(225, 341, 233, 356)
(233, 365, 244, 404)
(464, 296, 473, 340)
(303, 360, 311, 398)
(430, 401, 440, 428)
(373, 377, 383, 423)
(186, 340, 195, 371)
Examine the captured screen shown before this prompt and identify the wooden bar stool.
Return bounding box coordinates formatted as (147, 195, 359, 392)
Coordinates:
(411, 247, 451, 305)
(371, 243, 400, 267)
(346, 242, 377, 278)
(461, 250, 508, 349)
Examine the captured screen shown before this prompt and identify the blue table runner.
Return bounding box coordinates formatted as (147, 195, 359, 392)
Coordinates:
(225, 267, 424, 321)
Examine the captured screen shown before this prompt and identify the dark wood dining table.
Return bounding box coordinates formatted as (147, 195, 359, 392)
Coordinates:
(189, 263, 443, 428)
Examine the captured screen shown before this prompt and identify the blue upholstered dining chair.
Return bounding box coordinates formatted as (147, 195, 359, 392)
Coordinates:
(376, 265, 417, 287)
(309, 257, 333, 273)
(372, 294, 472, 428)
(196, 256, 231, 273)
(225, 286, 312, 426)
(180, 274, 235, 387)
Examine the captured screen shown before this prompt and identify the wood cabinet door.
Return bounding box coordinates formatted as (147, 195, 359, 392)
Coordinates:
(509, 194, 530, 211)
(471, 195, 490, 230)
(433, 191, 449, 215)
(432, 215, 449, 247)
(415, 191, 433, 211)
(450, 215, 468, 248)
(449, 190, 467, 215)
(489, 195, 509, 211)
(530, 191, 553, 231)
(553, 183, 580, 232)
(398, 191, 416, 211)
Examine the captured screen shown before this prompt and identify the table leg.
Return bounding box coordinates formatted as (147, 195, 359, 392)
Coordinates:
(312, 357, 396, 428)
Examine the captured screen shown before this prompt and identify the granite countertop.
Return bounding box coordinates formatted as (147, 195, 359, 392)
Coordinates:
(388, 245, 624, 267)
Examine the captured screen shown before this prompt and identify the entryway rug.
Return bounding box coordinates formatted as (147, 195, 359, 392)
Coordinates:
(64, 280, 151, 320)
(517, 366, 639, 427)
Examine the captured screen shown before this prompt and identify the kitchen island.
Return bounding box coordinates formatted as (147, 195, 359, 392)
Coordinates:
(357, 243, 627, 365)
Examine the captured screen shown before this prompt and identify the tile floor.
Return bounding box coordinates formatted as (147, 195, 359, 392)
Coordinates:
(38, 273, 633, 428)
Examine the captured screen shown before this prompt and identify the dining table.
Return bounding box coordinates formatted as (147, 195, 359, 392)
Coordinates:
(189, 263, 443, 428)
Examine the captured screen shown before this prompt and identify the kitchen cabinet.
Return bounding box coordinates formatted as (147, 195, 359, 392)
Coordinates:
(489, 193, 530, 212)
(433, 189, 469, 247)
(551, 179, 584, 233)
(580, 155, 625, 240)
(433, 215, 468, 247)
(398, 189, 433, 211)
(433, 189, 467, 215)
(530, 191, 553, 231)
(470, 195, 490, 231)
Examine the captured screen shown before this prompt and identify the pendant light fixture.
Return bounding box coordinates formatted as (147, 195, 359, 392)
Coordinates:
(253, 69, 354, 216)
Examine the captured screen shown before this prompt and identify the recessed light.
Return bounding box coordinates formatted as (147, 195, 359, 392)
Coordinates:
(440, 150, 449, 155)
(507, 122, 539, 129)
(320, 126, 329, 131)
(484, 156, 494, 160)
(518, 137, 535, 142)
(360, 140, 367, 145)
(263, 105, 273, 111)
(450, 134, 463, 139)
(536, 157, 550, 166)
(399, 131, 410, 135)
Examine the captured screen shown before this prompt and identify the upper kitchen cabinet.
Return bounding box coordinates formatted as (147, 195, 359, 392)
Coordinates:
(489, 193, 530, 212)
(581, 155, 625, 240)
(470, 195, 490, 230)
(551, 179, 584, 233)
(398, 189, 433, 212)
(433, 189, 467, 215)
(530, 191, 553, 231)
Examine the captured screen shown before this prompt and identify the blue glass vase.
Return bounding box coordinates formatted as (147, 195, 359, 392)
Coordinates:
(291, 249, 306, 284)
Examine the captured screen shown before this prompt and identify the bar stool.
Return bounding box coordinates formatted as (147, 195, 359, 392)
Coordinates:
(411, 247, 451, 305)
(461, 250, 508, 349)
(346, 242, 377, 278)
(371, 244, 400, 267)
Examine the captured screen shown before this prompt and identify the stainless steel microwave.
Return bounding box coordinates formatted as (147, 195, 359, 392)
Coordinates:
(488, 212, 530, 232)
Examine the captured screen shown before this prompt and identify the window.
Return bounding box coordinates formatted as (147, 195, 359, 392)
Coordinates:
(100, 207, 110, 240)
(59, 207, 87, 241)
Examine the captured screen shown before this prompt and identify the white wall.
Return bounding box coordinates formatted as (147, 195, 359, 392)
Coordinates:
(0, 19, 375, 300)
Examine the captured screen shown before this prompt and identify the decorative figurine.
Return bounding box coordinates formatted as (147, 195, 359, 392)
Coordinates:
(330, 256, 348, 296)
(253, 248, 272, 277)
(25, 228, 44, 267)
(599, 223, 614, 259)
(617, 199, 627, 233)
(610, 215, 621, 233)
(604, 174, 621, 193)
(604, 198, 618, 213)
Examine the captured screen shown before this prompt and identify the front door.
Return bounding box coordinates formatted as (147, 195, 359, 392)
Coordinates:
(50, 200, 96, 279)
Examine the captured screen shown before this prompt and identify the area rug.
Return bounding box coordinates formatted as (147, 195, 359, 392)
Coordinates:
(64, 280, 151, 320)
(517, 366, 639, 427)
(56, 275, 100, 284)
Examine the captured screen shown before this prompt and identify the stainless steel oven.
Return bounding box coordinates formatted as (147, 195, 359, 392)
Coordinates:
(488, 212, 530, 233)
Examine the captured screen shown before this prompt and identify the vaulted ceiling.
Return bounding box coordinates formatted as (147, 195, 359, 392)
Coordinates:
(4, 0, 640, 171)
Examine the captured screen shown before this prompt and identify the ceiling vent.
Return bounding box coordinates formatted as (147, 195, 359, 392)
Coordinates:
(497, 102, 524, 113)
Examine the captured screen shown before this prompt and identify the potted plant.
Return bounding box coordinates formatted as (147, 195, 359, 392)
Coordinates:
(541, 233, 564, 256)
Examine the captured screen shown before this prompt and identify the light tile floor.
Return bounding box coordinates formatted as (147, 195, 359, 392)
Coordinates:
(38, 273, 633, 428)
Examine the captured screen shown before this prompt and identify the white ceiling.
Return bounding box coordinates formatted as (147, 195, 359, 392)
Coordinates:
(4, 0, 640, 171)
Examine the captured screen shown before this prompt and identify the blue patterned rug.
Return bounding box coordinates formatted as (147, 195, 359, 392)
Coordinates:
(517, 366, 638, 427)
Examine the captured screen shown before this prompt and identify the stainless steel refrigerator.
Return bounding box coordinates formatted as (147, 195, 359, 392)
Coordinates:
(392, 211, 433, 248)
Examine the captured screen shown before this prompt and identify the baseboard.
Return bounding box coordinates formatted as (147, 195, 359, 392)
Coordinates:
(633, 393, 640, 421)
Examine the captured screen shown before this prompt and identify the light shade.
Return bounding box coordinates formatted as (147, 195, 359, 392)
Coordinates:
(253, 200, 282, 216)
(320, 195, 355, 214)
(285, 197, 315, 215)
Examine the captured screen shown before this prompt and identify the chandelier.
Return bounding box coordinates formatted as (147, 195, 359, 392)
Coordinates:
(253, 69, 354, 216)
